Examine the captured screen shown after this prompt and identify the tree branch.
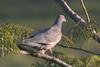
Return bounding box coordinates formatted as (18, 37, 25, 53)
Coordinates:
(68, 47, 100, 56)
(32, 53, 72, 67)
(18, 45, 72, 67)
(58, 44, 100, 56)
(55, 0, 100, 43)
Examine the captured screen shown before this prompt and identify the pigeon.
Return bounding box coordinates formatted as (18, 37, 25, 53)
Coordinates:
(21, 15, 66, 54)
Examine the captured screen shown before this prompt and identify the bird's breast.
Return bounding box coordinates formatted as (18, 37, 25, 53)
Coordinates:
(45, 28, 62, 45)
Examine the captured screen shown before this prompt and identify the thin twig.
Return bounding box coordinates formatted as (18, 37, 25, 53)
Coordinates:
(68, 47, 100, 56)
(58, 44, 100, 56)
(80, 0, 91, 23)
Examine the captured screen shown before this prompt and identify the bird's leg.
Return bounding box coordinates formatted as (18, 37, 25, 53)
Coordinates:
(48, 48, 53, 54)
(38, 49, 45, 54)
(46, 49, 55, 61)
(45, 48, 54, 56)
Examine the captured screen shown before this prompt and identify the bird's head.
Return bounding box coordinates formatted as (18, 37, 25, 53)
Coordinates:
(53, 15, 66, 26)
(58, 15, 66, 23)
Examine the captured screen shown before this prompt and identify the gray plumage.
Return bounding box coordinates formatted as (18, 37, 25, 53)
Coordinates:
(21, 15, 66, 54)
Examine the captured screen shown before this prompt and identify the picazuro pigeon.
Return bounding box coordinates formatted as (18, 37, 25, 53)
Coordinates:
(21, 15, 66, 54)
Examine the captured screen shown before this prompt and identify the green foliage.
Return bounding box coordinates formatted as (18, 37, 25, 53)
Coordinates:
(71, 26, 91, 45)
(61, 34, 74, 47)
(64, 25, 93, 48)
(31, 61, 62, 67)
(0, 23, 100, 67)
(0, 23, 33, 56)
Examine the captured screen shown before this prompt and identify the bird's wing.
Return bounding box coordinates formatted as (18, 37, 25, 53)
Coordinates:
(24, 26, 61, 45)
(22, 28, 51, 45)
(27, 28, 49, 39)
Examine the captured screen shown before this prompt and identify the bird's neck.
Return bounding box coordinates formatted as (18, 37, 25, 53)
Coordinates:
(52, 19, 62, 30)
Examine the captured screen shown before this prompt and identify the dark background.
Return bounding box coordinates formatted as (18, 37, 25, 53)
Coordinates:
(0, 0, 100, 28)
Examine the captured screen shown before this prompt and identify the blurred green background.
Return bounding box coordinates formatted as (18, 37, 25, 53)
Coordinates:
(0, 0, 100, 67)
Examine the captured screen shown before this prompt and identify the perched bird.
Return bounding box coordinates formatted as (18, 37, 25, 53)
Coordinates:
(21, 15, 66, 54)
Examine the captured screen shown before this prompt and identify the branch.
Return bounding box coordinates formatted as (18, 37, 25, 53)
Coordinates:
(18, 45, 72, 67)
(32, 53, 72, 67)
(68, 47, 100, 56)
(58, 44, 100, 56)
(55, 0, 100, 43)
(80, 0, 91, 23)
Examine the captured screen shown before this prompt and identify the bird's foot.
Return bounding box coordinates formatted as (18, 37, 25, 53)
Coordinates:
(19, 50, 29, 55)
(45, 49, 54, 56)
(38, 50, 45, 54)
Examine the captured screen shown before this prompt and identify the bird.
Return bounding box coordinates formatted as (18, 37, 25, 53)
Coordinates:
(21, 15, 66, 54)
